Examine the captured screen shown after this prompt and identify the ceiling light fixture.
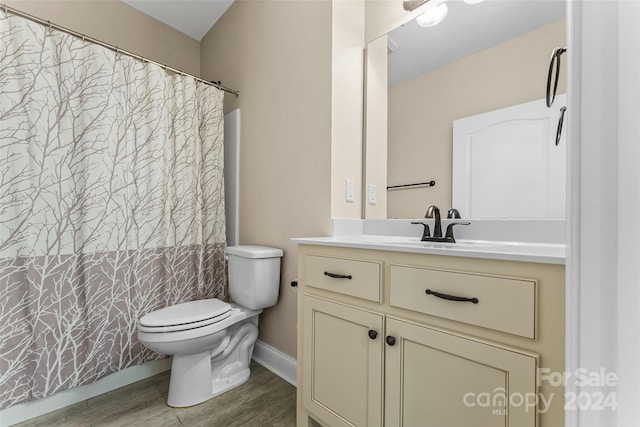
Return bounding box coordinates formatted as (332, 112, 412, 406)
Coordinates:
(416, 3, 449, 27)
(403, 0, 430, 11)
(463, 0, 485, 4)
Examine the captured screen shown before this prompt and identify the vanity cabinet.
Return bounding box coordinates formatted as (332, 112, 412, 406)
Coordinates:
(303, 296, 384, 427)
(296, 245, 565, 427)
(384, 316, 537, 427)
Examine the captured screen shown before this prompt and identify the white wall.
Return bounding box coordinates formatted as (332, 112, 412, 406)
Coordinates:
(567, 1, 640, 426)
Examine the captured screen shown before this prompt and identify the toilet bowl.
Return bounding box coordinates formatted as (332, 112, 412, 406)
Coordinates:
(137, 245, 283, 407)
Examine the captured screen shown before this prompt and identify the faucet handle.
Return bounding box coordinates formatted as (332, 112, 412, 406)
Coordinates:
(444, 222, 470, 243)
(411, 221, 431, 241)
(447, 208, 461, 219)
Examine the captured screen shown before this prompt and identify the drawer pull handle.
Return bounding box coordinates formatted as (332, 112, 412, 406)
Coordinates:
(324, 271, 352, 280)
(386, 336, 396, 346)
(368, 330, 378, 340)
(425, 289, 479, 304)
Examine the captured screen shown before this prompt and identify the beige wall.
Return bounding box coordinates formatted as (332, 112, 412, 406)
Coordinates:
(331, 0, 365, 219)
(200, 0, 333, 358)
(387, 20, 567, 218)
(363, 34, 388, 218)
(6, 0, 201, 75)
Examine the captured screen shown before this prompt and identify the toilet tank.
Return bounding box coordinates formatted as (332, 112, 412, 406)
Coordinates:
(225, 245, 284, 310)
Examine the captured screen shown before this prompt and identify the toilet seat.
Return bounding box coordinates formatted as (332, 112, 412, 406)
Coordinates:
(138, 299, 231, 333)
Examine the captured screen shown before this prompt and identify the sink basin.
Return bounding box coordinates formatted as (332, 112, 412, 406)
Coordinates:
(357, 235, 501, 249)
(411, 240, 501, 249)
(357, 235, 421, 244)
(293, 234, 566, 264)
(435, 239, 509, 247)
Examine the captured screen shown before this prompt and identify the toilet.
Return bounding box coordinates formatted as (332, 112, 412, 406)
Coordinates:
(137, 245, 283, 407)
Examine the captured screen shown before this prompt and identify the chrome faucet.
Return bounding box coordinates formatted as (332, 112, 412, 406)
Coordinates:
(412, 205, 470, 243)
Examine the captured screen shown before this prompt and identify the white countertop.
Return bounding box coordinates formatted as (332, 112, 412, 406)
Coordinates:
(292, 235, 566, 265)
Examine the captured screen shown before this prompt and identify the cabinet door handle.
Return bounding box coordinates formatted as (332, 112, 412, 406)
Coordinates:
(425, 289, 479, 304)
(368, 330, 378, 340)
(386, 336, 396, 346)
(324, 271, 352, 280)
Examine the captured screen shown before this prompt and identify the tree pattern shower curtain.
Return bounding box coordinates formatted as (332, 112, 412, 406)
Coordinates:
(0, 11, 227, 409)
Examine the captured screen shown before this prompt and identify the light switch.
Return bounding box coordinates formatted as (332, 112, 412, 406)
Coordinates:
(346, 179, 355, 202)
(368, 184, 377, 205)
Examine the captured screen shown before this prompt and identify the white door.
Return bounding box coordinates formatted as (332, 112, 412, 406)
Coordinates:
(452, 95, 566, 219)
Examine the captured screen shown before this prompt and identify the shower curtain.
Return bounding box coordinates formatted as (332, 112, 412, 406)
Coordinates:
(0, 11, 227, 409)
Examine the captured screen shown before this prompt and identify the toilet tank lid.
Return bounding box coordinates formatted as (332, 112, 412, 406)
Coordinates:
(225, 245, 283, 259)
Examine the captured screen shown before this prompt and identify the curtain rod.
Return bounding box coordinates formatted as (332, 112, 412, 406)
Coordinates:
(1, 4, 239, 97)
(387, 180, 436, 191)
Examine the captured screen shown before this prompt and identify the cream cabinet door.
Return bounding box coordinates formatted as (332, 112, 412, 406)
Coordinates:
(303, 295, 384, 427)
(385, 316, 539, 427)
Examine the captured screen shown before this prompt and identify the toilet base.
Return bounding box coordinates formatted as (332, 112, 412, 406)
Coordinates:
(166, 318, 259, 407)
(210, 365, 251, 399)
(168, 351, 215, 407)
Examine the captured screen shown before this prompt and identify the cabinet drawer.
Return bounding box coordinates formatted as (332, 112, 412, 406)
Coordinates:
(390, 265, 536, 338)
(305, 255, 382, 302)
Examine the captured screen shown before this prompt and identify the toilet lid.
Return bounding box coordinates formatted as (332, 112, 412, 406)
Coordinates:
(139, 299, 231, 331)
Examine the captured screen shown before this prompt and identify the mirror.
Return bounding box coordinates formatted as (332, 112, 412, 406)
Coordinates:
(365, 0, 567, 219)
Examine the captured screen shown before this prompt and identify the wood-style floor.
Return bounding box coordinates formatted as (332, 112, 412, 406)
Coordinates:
(16, 362, 296, 427)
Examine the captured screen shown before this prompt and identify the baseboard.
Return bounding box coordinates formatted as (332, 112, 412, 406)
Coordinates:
(252, 340, 297, 387)
(0, 358, 172, 427)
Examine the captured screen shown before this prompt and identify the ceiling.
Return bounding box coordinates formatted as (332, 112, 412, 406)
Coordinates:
(121, 0, 565, 78)
(122, 0, 234, 41)
(388, 0, 566, 86)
